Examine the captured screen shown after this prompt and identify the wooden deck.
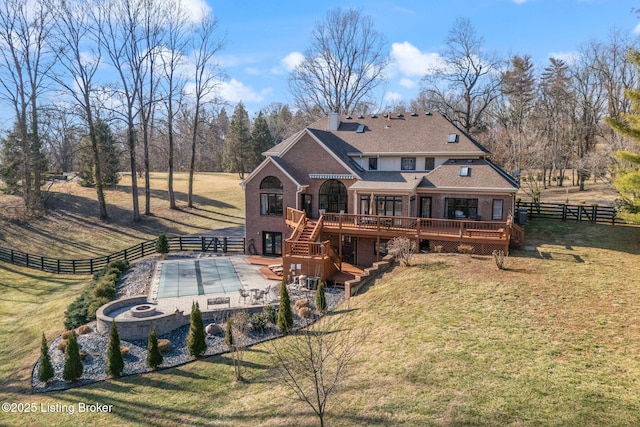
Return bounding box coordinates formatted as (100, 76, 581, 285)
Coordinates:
(320, 212, 511, 245)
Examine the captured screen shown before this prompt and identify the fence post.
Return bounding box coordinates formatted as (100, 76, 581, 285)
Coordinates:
(140, 242, 144, 257)
(223, 237, 228, 253)
(214, 238, 218, 253)
(578, 205, 583, 222)
(124, 248, 128, 261)
(243, 237, 246, 254)
(179, 236, 183, 251)
(72, 260, 76, 274)
(592, 205, 597, 223)
(202, 236, 206, 252)
(562, 204, 567, 222)
(41, 256, 44, 271)
(25, 253, 29, 268)
(90, 259, 93, 274)
(57, 259, 60, 274)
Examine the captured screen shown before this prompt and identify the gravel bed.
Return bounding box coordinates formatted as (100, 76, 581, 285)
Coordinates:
(32, 256, 343, 393)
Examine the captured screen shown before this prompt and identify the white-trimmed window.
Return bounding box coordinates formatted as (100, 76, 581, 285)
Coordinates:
(492, 199, 504, 220)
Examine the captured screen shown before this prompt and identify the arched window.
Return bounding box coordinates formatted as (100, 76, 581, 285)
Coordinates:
(319, 179, 348, 213)
(260, 176, 283, 189)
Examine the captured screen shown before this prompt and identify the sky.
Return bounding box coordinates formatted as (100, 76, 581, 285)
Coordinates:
(201, 0, 640, 117)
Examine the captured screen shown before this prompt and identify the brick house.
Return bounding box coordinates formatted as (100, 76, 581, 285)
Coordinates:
(241, 112, 520, 279)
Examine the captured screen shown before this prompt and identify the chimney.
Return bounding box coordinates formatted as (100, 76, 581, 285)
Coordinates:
(328, 112, 340, 131)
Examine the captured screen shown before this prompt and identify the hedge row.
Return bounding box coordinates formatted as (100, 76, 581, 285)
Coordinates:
(63, 260, 129, 330)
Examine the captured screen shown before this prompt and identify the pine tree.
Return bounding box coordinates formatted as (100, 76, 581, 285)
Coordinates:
(187, 301, 207, 357)
(605, 50, 640, 223)
(77, 119, 120, 188)
(315, 280, 327, 314)
(224, 318, 234, 349)
(249, 112, 274, 169)
(222, 102, 252, 179)
(106, 322, 124, 378)
(146, 328, 163, 370)
(37, 332, 54, 383)
(155, 233, 170, 255)
(277, 282, 293, 333)
(63, 330, 83, 382)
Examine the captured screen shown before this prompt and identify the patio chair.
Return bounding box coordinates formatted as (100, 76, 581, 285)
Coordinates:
(262, 285, 272, 302)
(238, 289, 249, 304)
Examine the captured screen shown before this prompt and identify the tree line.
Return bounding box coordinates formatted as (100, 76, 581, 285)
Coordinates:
(0, 3, 639, 221)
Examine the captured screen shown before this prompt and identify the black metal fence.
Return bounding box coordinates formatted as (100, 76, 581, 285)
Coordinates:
(515, 201, 624, 225)
(0, 235, 245, 275)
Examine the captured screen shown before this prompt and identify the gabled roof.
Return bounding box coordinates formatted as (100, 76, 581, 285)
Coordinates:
(239, 156, 306, 189)
(420, 159, 519, 192)
(306, 112, 489, 156)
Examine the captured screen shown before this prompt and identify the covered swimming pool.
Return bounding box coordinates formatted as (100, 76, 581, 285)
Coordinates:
(156, 258, 243, 298)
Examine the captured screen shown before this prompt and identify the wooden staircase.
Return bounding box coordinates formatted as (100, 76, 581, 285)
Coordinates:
(292, 220, 317, 254)
(283, 212, 341, 281)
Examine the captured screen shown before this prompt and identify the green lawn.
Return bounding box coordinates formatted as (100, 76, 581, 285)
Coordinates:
(1, 182, 640, 425)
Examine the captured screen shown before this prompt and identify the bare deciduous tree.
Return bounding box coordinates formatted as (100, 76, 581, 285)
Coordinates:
(289, 7, 388, 116)
(49, 0, 109, 220)
(421, 17, 503, 136)
(268, 307, 369, 427)
(0, 0, 54, 214)
(186, 11, 224, 208)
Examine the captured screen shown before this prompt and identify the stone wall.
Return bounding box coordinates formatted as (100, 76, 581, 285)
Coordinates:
(344, 254, 396, 298)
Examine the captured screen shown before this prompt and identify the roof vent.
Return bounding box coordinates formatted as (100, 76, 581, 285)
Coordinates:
(410, 112, 418, 117)
(384, 125, 391, 129)
(345, 115, 352, 120)
(357, 114, 364, 119)
(425, 111, 432, 116)
(371, 114, 378, 118)
(397, 113, 404, 118)
(467, 159, 473, 163)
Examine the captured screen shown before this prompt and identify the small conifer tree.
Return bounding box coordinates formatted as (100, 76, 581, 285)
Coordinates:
(106, 322, 124, 377)
(156, 233, 169, 255)
(277, 282, 293, 333)
(224, 318, 234, 349)
(315, 280, 327, 314)
(63, 330, 83, 382)
(187, 301, 207, 357)
(38, 332, 54, 383)
(146, 328, 163, 370)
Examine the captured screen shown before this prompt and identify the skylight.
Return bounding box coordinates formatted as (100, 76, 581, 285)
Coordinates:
(448, 133, 459, 143)
(459, 166, 471, 177)
(356, 124, 365, 133)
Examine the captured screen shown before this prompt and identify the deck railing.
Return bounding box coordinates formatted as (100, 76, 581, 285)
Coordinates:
(322, 212, 508, 240)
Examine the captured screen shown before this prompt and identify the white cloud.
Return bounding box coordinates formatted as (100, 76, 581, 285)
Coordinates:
(181, 0, 211, 22)
(634, 23, 640, 34)
(219, 78, 269, 103)
(270, 51, 305, 75)
(548, 51, 580, 65)
(399, 78, 417, 89)
(390, 42, 444, 77)
(384, 91, 402, 103)
(512, 0, 529, 4)
(281, 52, 305, 72)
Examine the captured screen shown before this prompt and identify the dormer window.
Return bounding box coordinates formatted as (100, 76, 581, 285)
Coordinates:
(459, 166, 471, 177)
(368, 157, 378, 171)
(448, 133, 459, 143)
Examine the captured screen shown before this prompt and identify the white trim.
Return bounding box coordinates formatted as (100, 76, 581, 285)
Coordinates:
(239, 156, 303, 190)
(309, 174, 355, 180)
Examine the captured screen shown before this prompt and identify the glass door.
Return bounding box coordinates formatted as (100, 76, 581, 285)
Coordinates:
(262, 232, 282, 256)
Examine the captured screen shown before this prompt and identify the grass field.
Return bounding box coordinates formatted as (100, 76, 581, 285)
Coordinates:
(0, 172, 245, 258)
(1, 176, 640, 425)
